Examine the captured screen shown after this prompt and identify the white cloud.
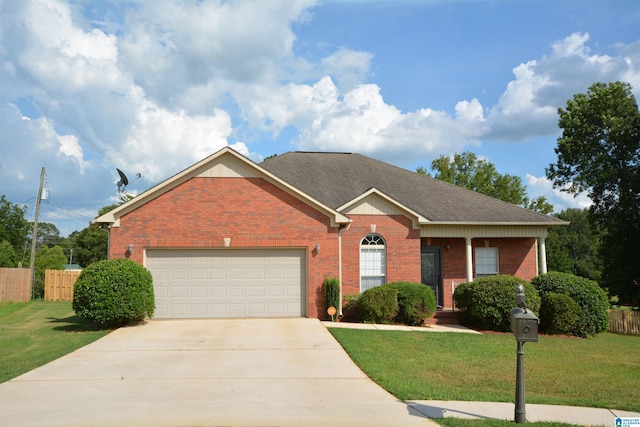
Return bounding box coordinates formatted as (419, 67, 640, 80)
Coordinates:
(485, 32, 640, 142)
(117, 0, 317, 111)
(57, 134, 88, 173)
(114, 99, 234, 182)
(525, 174, 592, 212)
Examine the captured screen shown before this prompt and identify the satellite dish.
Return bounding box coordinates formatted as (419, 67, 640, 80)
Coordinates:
(116, 168, 129, 188)
(115, 168, 142, 202)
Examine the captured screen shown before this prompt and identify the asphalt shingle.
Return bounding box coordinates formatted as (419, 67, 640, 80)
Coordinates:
(261, 152, 564, 224)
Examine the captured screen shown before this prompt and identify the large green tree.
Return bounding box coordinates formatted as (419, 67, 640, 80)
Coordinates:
(546, 208, 604, 282)
(0, 195, 29, 260)
(419, 152, 554, 214)
(73, 204, 118, 267)
(547, 81, 640, 303)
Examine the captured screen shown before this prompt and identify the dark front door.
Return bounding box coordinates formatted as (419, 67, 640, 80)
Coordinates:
(421, 246, 443, 307)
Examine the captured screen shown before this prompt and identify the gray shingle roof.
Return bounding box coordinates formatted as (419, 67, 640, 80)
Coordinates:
(261, 152, 564, 224)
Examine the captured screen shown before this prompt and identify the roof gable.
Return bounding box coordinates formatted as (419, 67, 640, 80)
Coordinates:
(96, 147, 350, 226)
(339, 188, 428, 228)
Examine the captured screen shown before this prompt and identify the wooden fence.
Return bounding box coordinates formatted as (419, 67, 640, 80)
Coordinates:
(0, 268, 31, 302)
(609, 309, 640, 335)
(44, 270, 81, 302)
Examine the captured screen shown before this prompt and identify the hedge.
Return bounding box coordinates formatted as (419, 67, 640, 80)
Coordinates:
(384, 281, 436, 326)
(539, 292, 581, 335)
(532, 272, 609, 337)
(356, 286, 399, 324)
(454, 275, 540, 332)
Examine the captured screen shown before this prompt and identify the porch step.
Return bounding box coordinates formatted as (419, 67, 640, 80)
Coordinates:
(426, 310, 461, 325)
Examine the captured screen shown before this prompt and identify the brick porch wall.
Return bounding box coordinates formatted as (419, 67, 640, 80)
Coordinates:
(109, 177, 340, 319)
(425, 237, 538, 309)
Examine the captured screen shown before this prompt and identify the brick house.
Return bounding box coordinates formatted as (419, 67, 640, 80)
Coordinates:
(96, 147, 566, 319)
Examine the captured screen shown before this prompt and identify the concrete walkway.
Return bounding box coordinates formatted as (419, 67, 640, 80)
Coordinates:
(0, 318, 437, 427)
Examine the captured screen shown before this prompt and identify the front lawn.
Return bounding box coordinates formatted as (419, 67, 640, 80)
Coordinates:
(329, 328, 640, 413)
(0, 301, 113, 383)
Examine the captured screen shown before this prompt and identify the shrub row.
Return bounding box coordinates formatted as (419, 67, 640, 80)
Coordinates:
(453, 272, 609, 337)
(343, 281, 436, 326)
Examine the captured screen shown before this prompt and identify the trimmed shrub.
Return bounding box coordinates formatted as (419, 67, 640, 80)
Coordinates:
(341, 293, 363, 322)
(532, 272, 609, 337)
(73, 258, 155, 326)
(383, 281, 436, 326)
(453, 275, 540, 332)
(323, 277, 340, 320)
(357, 286, 398, 324)
(539, 292, 581, 335)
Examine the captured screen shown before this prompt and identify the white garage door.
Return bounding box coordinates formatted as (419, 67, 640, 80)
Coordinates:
(146, 249, 306, 318)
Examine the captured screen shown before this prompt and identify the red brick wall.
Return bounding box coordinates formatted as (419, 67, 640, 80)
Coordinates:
(423, 237, 538, 309)
(341, 215, 421, 296)
(109, 177, 339, 318)
(109, 175, 540, 317)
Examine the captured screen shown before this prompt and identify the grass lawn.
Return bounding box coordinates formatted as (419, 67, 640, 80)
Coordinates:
(0, 300, 113, 383)
(329, 328, 640, 413)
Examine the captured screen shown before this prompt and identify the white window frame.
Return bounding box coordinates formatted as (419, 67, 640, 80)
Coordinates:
(360, 234, 386, 292)
(475, 247, 499, 278)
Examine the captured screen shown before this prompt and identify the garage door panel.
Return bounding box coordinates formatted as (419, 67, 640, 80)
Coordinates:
(229, 268, 246, 279)
(209, 286, 226, 297)
(170, 269, 188, 280)
(189, 286, 207, 297)
(148, 249, 305, 318)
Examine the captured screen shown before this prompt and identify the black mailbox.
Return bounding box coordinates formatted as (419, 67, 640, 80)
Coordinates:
(511, 307, 539, 342)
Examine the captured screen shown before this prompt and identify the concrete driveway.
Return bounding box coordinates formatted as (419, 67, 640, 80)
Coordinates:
(0, 318, 437, 427)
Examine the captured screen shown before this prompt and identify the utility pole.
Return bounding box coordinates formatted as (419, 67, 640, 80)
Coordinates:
(29, 167, 45, 299)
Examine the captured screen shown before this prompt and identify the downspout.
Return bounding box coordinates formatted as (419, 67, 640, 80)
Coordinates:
(338, 223, 351, 317)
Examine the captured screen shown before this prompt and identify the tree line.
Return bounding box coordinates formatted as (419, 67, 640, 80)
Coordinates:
(0, 198, 114, 298)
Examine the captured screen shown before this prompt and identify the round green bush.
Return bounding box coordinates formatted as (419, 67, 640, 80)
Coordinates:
(356, 286, 398, 324)
(532, 272, 609, 337)
(453, 275, 540, 332)
(383, 281, 436, 326)
(73, 258, 155, 326)
(539, 292, 581, 335)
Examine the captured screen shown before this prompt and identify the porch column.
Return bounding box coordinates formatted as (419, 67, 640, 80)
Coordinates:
(538, 237, 548, 275)
(465, 236, 473, 282)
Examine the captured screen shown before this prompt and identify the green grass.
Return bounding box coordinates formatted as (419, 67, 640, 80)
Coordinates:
(329, 328, 640, 413)
(0, 301, 113, 383)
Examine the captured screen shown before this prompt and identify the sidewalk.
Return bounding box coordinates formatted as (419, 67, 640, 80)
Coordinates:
(408, 401, 640, 425)
(323, 321, 640, 426)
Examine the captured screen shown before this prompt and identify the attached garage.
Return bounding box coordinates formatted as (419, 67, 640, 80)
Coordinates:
(146, 249, 306, 318)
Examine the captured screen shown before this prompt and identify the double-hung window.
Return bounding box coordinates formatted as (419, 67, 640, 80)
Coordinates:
(475, 247, 499, 278)
(360, 234, 386, 291)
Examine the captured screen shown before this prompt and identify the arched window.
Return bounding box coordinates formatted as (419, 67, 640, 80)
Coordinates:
(360, 234, 386, 291)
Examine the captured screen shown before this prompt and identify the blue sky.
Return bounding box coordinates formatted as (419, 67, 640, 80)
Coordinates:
(1, 0, 639, 236)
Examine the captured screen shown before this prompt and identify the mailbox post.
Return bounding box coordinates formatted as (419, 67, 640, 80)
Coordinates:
(510, 284, 539, 423)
